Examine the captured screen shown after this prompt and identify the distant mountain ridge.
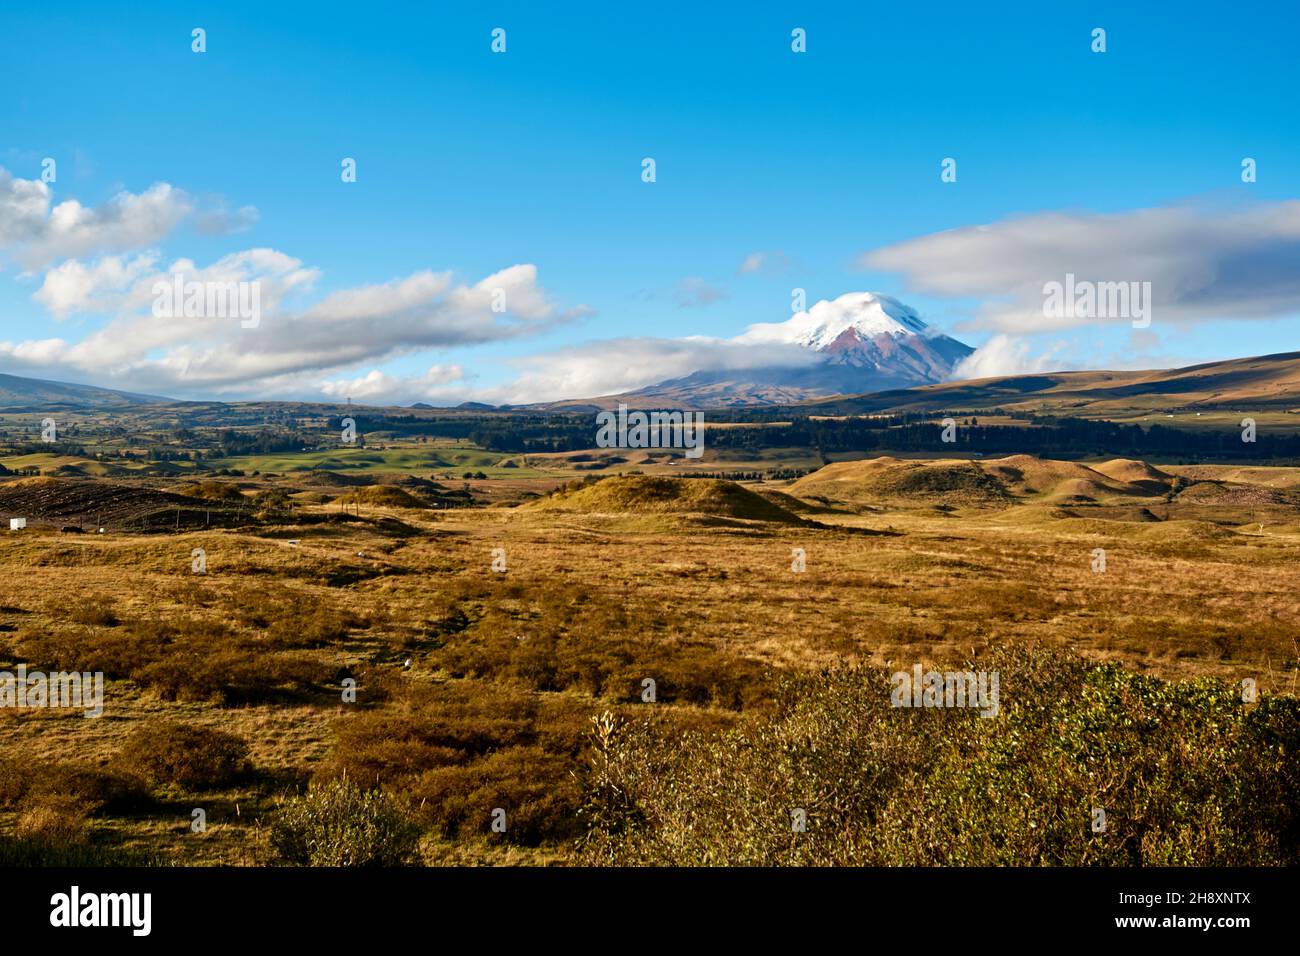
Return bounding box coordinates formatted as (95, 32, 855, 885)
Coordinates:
(0, 373, 171, 410)
(799, 350, 1300, 418)
(6, 348, 1300, 424)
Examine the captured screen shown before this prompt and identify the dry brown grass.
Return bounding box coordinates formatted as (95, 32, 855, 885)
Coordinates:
(1, 459, 1298, 863)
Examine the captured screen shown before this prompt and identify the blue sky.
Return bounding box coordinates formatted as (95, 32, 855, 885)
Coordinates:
(1, 0, 1297, 403)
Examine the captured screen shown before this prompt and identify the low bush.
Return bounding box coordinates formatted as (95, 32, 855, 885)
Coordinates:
(578, 645, 1300, 866)
(29, 763, 151, 814)
(323, 683, 595, 846)
(270, 777, 422, 866)
(116, 721, 249, 790)
(68, 596, 120, 627)
(16, 793, 88, 846)
(0, 756, 151, 814)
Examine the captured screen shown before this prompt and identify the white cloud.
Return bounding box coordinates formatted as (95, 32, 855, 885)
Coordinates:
(860, 200, 1300, 332)
(0, 337, 68, 365)
(951, 335, 1065, 380)
(318, 365, 468, 404)
(5, 252, 577, 397)
(34, 253, 161, 318)
(0, 166, 258, 270)
(33, 248, 317, 325)
(0, 169, 51, 247)
(20, 181, 191, 270)
(491, 335, 817, 405)
(737, 250, 791, 276)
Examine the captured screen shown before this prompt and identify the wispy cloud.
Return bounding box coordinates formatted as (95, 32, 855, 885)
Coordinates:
(6, 252, 582, 396)
(192, 198, 260, 236)
(737, 250, 791, 276)
(860, 199, 1300, 333)
(673, 276, 728, 309)
(491, 335, 815, 405)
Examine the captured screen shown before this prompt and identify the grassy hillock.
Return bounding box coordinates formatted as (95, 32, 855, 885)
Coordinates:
(530, 475, 803, 523)
(790, 457, 1013, 508)
(333, 485, 428, 509)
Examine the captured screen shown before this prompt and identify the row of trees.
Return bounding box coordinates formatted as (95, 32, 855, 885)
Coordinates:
(5, 411, 1295, 464)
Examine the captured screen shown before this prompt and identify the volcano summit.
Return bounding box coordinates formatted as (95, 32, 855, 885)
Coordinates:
(578, 292, 974, 409)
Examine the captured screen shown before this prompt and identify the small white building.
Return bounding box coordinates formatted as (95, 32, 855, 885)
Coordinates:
(9, 518, 26, 530)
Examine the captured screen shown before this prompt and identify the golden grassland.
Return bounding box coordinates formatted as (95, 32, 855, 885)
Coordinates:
(0, 457, 1297, 864)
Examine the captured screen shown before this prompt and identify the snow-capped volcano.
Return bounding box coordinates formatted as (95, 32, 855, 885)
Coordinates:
(739, 292, 931, 351)
(536, 292, 974, 409)
(723, 291, 972, 387)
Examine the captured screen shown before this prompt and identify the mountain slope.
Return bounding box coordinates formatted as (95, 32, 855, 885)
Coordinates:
(799, 351, 1300, 419)
(0, 373, 171, 410)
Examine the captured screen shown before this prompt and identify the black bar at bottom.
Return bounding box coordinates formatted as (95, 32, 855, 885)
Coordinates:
(0, 866, 1283, 942)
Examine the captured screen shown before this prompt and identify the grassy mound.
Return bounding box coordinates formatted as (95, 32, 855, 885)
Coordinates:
(334, 485, 427, 509)
(790, 458, 1011, 508)
(1166, 464, 1300, 489)
(0, 477, 233, 529)
(788, 455, 1189, 510)
(755, 488, 846, 516)
(1041, 477, 1117, 502)
(179, 480, 247, 502)
(1092, 458, 1174, 485)
(981, 455, 1148, 497)
(301, 470, 374, 488)
(1174, 481, 1293, 506)
(530, 475, 802, 523)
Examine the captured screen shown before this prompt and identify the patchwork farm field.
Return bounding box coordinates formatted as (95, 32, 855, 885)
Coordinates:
(1, 451, 1298, 866)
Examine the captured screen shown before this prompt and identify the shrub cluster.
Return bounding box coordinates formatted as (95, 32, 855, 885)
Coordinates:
(578, 645, 1300, 866)
(18, 589, 351, 704)
(116, 721, 249, 790)
(270, 777, 421, 866)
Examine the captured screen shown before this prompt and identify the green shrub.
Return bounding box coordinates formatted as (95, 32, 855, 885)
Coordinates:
(270, 777, 422, 866)
(579, 646, 1300, 866)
